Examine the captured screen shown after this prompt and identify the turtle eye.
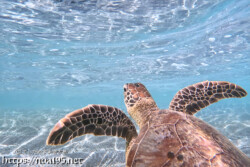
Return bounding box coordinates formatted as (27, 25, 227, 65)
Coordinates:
(124, 88, 127, 92)
(135, 83, 140, 87)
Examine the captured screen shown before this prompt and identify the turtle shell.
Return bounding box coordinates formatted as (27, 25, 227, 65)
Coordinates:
(126, 110, 250, 167)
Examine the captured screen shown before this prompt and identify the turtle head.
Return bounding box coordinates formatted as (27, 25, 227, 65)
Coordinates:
(123, 83, 151, 108)
(123, 83, 158, 128)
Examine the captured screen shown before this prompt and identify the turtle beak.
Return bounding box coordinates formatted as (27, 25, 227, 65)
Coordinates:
(123, 83, 128, 93)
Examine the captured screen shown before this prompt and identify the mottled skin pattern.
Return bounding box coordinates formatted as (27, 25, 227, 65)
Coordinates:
(169, 81, 247, 115)
(46, 105, 138, 146)
(47, 81, 250, 167)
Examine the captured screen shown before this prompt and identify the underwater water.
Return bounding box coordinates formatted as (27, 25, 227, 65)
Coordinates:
(0, 0, 249, 166)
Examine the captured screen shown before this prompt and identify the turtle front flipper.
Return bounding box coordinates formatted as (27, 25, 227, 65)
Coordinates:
(169, 81, 247, 115)
(46, 104, 138, 146)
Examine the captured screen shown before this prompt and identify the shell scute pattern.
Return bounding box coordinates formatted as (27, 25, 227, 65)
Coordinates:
(128, 112, 184, 166)
(129, 109, 249, 167)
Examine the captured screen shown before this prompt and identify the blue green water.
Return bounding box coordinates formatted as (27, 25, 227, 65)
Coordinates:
(0, 0, 249, 166)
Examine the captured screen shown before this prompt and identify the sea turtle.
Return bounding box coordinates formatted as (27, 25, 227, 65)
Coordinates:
(47, 81, 250, 166)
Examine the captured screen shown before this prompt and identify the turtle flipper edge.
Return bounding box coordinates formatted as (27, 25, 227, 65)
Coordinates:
(169, 81, 247, 115)
(46, 104, 138, 146)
